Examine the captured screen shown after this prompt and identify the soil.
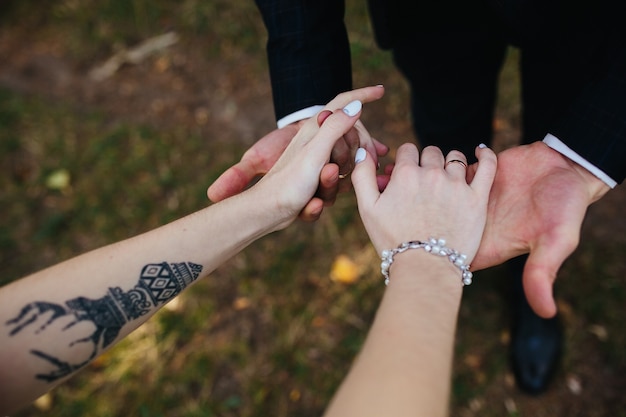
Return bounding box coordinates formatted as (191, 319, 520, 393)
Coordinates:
(1, 17, 625, 417)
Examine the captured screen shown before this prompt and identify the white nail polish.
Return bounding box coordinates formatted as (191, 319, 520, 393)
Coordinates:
(343, 100, 362, 117)
(355, 148, 367, 163)
(479, 143, 487, 148)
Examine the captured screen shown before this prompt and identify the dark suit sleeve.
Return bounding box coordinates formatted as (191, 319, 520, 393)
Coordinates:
(255, 0, 352, 122)
(550, 46, 626, 185)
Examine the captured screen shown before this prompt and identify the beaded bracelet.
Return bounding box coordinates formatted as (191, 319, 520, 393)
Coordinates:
(380, 237, 473, 286)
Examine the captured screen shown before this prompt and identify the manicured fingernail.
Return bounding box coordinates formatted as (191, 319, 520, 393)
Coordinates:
(343, 100, 362, 117)
(479, 143, 487, 148)
(355, 148, 367, 164)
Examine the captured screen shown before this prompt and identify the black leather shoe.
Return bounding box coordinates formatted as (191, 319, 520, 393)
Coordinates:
(508, 255, 562, 395)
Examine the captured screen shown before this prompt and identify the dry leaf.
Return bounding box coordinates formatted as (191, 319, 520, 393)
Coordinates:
(588, 324, 608, 342)
(45, 169, 71, 190)
(566, 374, 583, 395)
(330, 254, 359, 284)
(34, 393, 53, 411)
(233, 297, 251, 310)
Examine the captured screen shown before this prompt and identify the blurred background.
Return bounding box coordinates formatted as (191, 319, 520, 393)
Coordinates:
(1, 1, 625, 416)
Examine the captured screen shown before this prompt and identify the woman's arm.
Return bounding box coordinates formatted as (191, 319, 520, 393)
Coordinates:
(326, 256, 463, 417)
(324, 144, 497, 417)
(0, 86, 382, 414)
(0, 192, 278, 410)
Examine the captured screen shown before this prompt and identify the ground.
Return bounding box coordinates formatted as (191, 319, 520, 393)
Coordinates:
(1, 2, 625, 416)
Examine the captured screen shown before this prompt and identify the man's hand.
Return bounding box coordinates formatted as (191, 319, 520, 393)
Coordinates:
(469, 142, 610, 318)
(207, 86, 388, 221)
(207, 121, 301, 202)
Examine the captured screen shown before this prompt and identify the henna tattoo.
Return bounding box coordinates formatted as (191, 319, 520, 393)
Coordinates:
(6, 261, 202, 382)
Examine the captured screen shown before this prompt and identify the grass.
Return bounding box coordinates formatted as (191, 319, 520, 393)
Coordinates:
(2, 1, 626, 416)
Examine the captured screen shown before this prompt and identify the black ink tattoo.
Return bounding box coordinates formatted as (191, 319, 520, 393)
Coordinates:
(6, 261, 202, 382)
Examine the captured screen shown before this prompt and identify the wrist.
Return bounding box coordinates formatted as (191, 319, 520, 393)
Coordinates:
(220, 188, 287, 238)
(388, 253, 465, 299)
(381, 238, 473, 287)
(540, 140, 611, 202)
(566, 158, 611, 203)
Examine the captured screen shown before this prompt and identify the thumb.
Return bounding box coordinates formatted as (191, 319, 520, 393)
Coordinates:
(522, 234, 578, 318)
(207, 160, 259, 202)
(351, 148, 380, 209)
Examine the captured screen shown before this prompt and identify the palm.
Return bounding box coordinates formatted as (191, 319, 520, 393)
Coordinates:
(207, 125, 298, 202)
(472, 142, 596, 317)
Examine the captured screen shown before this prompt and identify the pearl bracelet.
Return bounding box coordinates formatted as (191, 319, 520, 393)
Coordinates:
(380, 238, 473, 286)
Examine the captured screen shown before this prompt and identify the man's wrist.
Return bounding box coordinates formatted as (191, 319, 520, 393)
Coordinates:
(543, 133, 617, 189)
(567, 159, 611, 203)
(539, 140, 611, 203)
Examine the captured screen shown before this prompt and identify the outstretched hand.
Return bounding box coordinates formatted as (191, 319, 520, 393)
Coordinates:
(207, 86, 388, 221)
(468, 142, 611, 318)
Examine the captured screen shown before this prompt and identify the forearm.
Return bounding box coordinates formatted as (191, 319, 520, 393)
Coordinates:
(0, 190, 276, 413)
(324, 254, 463, 417)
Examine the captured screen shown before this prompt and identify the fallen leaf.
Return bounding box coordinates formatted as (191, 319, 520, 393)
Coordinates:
(588, 324, 608, 342)
(566, 374, 583, 395)
(464, 354, 482, 369)
(233, 297, 251, 310)
(330, 254, 359, 284)
(45, 169, 71, 190)
(34, 393, 53, 411)
(289, 388, 301, 402)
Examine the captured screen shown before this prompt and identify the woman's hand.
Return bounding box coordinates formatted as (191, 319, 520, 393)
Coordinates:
(351, 143, 497, 263)
(250, 87, 383, 231)
(208, 86, 386, 222)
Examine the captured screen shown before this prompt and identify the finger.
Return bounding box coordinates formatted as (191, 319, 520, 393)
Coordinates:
(384, 162, 395, 176)
(343, 125, 361, 152)
(416, 145, 443, 169)
(317, 110, 333, 126)
(351, 148, 380, 208)
(323, 85, 385, 110)
(393, 143, 420, 167)
(469, 144, 497, 195)
(373, 138, 389, 157)
(465, 161, 478, 184)
(372, 162, 393, 192)
(376, 173, 391, 192)
(298, 198, 325, 222)
(316, 163, 340, 206)
(306, 100, 363, 163)
(444, 150, 469, 180)
(523, 232, 579, 318)
(330, 137, 354, 178)
(207, 160, 259, 202)
(352, 121, 377, 164)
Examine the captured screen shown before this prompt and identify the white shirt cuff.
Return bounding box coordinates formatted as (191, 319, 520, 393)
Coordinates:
(543, 133, 617, 188)
(276, 105, 325, 129)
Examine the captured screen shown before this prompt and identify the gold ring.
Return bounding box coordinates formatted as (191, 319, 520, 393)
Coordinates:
(338, 168, 353, 179)
(445, 159, 467, 169)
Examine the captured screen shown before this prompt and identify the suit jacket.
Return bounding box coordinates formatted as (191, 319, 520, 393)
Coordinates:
(255, 0, 626, 183)
(254, 0, 352, 124)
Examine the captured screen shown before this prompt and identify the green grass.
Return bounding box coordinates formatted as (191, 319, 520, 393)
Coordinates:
(0, 91, 214, 286)
(2, 1, 626, 416)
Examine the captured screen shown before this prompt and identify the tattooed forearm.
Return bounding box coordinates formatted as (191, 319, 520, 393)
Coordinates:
(5, 262, 203, 382)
